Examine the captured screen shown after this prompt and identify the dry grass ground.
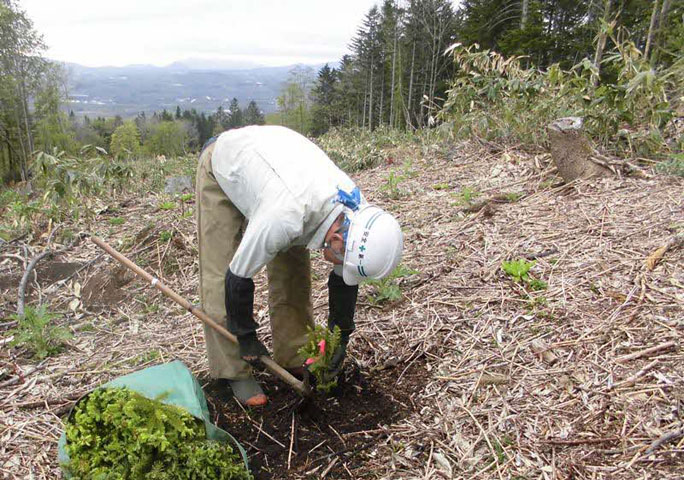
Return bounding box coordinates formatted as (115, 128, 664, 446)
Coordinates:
(1, 139, 682, 479)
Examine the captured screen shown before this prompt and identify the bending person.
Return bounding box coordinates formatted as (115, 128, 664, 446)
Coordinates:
(196, 126, 403, 406)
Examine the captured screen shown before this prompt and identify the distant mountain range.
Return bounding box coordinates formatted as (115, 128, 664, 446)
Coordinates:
(63, 59, 331, 118)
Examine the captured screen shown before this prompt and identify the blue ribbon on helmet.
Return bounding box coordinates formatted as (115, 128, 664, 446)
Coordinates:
(333, 186, 361, 244)
(336, 186, 361, 212)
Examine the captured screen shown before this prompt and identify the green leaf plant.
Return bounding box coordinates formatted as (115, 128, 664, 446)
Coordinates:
(64, 387, 253, 479)
(298, 325, 342, 393)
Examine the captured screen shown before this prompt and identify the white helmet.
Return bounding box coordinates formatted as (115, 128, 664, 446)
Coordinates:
(342, 205, 403, 286)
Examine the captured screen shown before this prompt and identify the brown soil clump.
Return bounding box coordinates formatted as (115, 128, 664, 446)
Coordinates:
(81, 265, 135, 307)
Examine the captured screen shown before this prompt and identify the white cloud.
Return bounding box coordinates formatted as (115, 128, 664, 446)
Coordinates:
(20, 0, 382, 67)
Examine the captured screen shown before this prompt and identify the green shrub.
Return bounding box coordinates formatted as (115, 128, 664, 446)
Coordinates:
(7, 199, 41, 228)
(9, 305, 72, 359)
(31, 147, 136, 222)
(110, 121, 142, 160)
(64, 388, 252, 479)
(438, 40, 680, 157)
(316, 126, 417, 172)
(0, 189, 25, 210)
(145, 121, 189, 157)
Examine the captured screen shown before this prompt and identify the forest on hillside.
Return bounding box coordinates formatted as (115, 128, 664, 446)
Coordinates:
(1, 0, 682, 185)
(280, 0, 682, 136)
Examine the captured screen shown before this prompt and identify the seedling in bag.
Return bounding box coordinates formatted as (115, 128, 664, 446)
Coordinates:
(63, 387, 252, 479)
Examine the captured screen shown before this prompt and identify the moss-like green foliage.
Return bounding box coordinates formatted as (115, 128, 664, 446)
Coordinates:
(64, 388, 252, 480)
(298, 325, 342, 393)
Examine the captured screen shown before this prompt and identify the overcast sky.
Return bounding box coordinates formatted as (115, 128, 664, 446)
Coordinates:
(20, 0, 386, 68)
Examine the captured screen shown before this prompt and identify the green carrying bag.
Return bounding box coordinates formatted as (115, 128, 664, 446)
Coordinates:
(58, 360, 249, 474)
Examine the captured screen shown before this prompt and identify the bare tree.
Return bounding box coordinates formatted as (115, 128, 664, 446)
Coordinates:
(644, 0, 660, 59)
(593, 0, 613, 86)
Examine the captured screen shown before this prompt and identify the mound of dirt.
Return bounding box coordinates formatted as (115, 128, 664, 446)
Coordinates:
(0, 261, 82, 293)
(81, 265, 136, 308)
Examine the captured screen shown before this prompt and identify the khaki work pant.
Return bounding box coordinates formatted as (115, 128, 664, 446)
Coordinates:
(196, 142, 314, 380)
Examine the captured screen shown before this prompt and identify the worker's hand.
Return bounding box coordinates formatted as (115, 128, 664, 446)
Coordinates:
(238, 333, 269, 363)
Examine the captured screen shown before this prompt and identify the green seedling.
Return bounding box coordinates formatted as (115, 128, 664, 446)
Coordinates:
(402, 160, 418, 178)
(108, 217, 125, 225)
(9, 305, 72, 359)
(366, 264, 418, 305)
(158, 201, 176, 210)
(432, 183, 450, 190)
(381, 170, 406, 199)
(503, 192, 524, 202)
(528, 278, 548, 291)
(502, 259, 548, 291)
(527, 295, 548, 310)
(298, 325, 342, 393)
(159, 230, 173, 242)
(656, 153, 684, 177)
(453, 186, 480, 205)
(501, 259, 535, 283)
(180, 193, 194, 202)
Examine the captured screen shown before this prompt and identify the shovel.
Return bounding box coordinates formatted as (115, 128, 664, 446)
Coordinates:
(91, 236, 311, 397)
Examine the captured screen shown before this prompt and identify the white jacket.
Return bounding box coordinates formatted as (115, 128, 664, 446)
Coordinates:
(211, 126, 358, 278)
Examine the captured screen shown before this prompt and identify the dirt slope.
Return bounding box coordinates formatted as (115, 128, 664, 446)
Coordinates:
(1, 140, 682, 479)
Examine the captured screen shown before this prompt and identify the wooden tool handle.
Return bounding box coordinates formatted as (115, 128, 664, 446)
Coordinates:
(91, 236, 310, 396)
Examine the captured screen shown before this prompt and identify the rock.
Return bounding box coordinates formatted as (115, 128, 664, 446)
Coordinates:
(164, 176, 193, 194)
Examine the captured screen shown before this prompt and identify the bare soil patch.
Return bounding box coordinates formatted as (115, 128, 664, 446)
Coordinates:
(203, 359, 426, 479)
(0, 260, 82, 293)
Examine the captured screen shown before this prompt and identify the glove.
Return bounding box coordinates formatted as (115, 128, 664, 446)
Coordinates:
(323, 335, 350, 383)
(225, 269, 269, 362)
(325, 271, 358, 378)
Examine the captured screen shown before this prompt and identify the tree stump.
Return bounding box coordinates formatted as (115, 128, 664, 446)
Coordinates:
(548, 117, 613, 183)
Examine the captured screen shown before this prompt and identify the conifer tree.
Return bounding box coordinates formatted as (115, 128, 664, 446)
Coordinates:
(227, 98, 243, 129)
(243, 100, 265, 126)
(310, 64, 339, 135)
(351, 6, 384, 129)
(213, 105, 229, 133)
